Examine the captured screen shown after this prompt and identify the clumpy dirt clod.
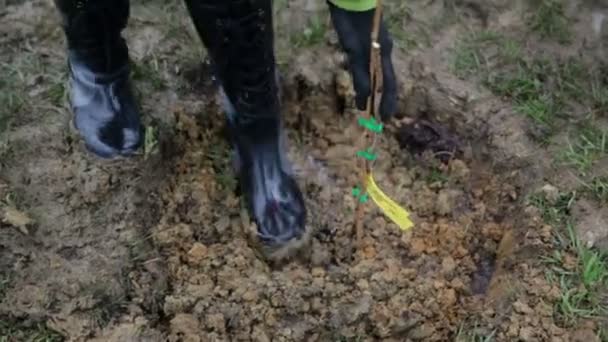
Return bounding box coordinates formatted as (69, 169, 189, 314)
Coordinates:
(139, 62, 562, 340)
(1, 0, 605, 341)
(396, 119, 461, 163)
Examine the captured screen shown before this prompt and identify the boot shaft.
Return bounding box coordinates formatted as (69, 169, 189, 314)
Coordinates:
(54, 0, 280, 117)
(53, 0, 130, 73)
(185, 0, 280, 119)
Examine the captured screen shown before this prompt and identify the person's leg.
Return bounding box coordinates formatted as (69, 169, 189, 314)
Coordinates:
(327, 0, 397, 121)
(54, 0, 142, 158)
(183, 0, 308, 256)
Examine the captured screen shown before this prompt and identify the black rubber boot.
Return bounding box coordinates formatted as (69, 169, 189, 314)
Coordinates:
(184, 0, 308, 257)
(54, 0, 142, 158)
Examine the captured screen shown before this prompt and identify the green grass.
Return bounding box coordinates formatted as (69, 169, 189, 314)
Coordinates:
(207, 141, 237, 192)
(561, 126, 608, 174)
(450, 21, 608, 141)
(583, 176, 608, 203)
(528, 191, 574, 227)
(495, 58, 585, 122)
(589, 63, 608, 113)
(544, 223, 608, 323)
(555, 59, 587, 100)
(488, 68, 544, 102)
(530, 191, 608, 325)
(291, 14, 326, 48)
(501, 38, 522, 64)
(0, 273, 10, 302)
(384, 2, 426, 50)
(0, 63, 25, 164)
(452, 41, 484, 78)
(454, 323, 496, 342)
(0, 320, 63, 342)
(131, 58, 166, 91)
(452, 30, 503, 78)
(600, 327, 608, 342)
(426, 167, 449, 184)
(144, 125, 159, 159)
(528, 0, 571, 43)
(579, 245, 607, 290)
(0, 65, 24, 134)
(0, 51, 61, 163)
(513, 95, 557, 127)
(44, 82, 66, 108)
(591, 75, 608, 114)
(451, 32, 569, 134)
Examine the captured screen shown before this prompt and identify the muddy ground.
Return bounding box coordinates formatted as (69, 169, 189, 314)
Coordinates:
(1, 0, 607, 341)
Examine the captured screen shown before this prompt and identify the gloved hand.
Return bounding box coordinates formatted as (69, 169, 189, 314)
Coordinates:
(327, 0, 398, 121)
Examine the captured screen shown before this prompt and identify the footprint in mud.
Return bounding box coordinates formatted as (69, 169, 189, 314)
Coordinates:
(395, 119, 461, 163)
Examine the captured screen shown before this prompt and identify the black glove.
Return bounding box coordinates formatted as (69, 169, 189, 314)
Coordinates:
(328, 1, 398, 121)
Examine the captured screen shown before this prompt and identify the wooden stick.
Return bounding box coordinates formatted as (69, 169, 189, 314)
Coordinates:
(354, 0, 384, 250)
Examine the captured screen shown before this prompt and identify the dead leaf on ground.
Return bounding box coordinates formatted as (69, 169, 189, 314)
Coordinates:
(1, 206, 33, 234)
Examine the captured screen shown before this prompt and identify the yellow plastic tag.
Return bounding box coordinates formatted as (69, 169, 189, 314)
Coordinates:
(366, 173, 414, 231)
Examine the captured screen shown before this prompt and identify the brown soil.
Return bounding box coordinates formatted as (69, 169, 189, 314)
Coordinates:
(0, 0, 606, 341)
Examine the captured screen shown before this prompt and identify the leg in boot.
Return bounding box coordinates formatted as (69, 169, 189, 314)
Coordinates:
(327, 0, 398, 121)
(184, 0, 309, 259)
(54, 0, 142, 158)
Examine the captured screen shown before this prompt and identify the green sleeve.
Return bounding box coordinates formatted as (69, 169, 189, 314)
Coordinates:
(328, 0, 376, 11)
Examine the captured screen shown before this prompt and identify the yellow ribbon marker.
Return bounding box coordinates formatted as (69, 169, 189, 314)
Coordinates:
(366, 173, 414, 231)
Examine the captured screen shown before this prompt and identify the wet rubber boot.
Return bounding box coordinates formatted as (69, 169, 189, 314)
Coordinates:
(184, 0, 308, 259)
(54, 0, 142, 158)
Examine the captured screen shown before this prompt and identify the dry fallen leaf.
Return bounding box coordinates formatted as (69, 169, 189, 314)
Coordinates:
(1, 206, 33, 234)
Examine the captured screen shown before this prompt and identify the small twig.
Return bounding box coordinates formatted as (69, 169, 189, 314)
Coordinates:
(354, 0, 384, 250)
